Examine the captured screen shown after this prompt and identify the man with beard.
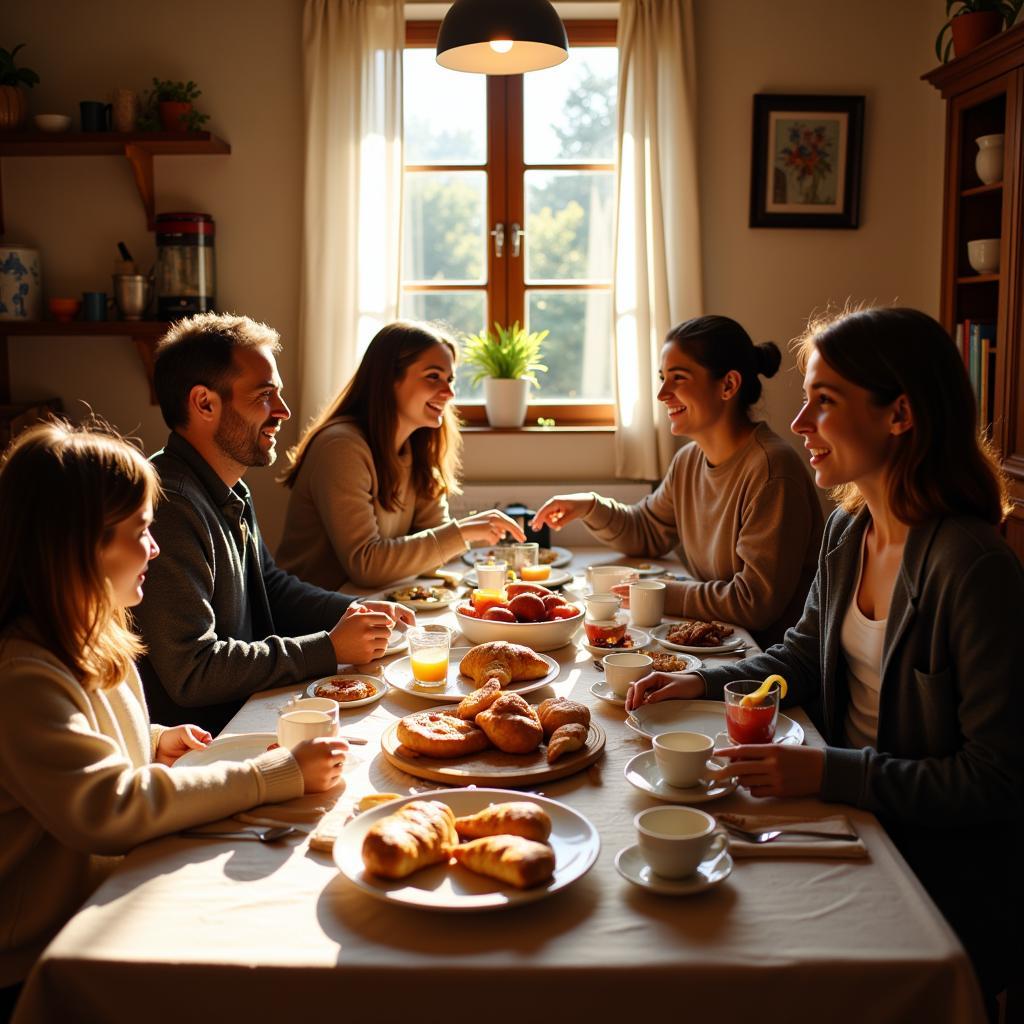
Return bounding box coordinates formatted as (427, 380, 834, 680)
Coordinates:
(134, 313, 414, 733)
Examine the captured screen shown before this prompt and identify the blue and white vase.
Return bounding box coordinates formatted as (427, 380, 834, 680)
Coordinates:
(0, 245, 42, 321)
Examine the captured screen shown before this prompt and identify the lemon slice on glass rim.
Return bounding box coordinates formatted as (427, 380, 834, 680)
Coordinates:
(739, 673, 788, 707)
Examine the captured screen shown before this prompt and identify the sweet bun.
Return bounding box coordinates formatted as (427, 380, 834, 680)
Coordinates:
(455, 678, 502, 719)
(451, 835, 555, 889)
(546, 722, 588, 764)
(397, 710, 491, 759)
(475, 692, 543, 754)
(536, 696, 591, 739)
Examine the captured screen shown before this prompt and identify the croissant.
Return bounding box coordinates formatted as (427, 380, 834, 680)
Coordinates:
(536, 696, 591, 739)
(361, 800, 457, 879)
(459, 641, 550, 689)
(455, 678, 502, 719)
(475, 692, 544, 754)
(546, 722, 588, 764)
(451, 835, 556, 889)
(454, 801, 552, 843)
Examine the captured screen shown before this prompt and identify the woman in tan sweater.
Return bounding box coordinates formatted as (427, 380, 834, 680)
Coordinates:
(0, 422, 347, 1014)
(532, 315, 823, 646)
(277, 321, 522, 590)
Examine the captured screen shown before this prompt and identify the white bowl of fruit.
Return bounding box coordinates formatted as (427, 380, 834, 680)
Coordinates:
(455, 583, 584, 652)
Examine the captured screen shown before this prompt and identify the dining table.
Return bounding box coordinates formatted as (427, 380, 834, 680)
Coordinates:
(12, 547, 987, 1024)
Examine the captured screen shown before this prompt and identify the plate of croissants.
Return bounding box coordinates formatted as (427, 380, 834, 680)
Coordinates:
(335, 789, 600, 910)
(382, 692, 605, 785)
(384, 640, 560, 702)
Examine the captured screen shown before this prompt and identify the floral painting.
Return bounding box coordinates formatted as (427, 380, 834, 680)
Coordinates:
(750, 95, 864, 229)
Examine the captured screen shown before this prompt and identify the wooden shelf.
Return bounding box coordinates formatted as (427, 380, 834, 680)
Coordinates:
(0, 320, 170, 405)
(0, 131, 230, 230)
(956, 273, 1001, 284)
(960, 181, 1003, 197)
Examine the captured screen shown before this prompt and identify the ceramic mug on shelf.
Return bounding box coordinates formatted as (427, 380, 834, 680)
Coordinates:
(80, 100, 112, 132)
(112, 88, 140, 133)
(967, 238, 1000, 274)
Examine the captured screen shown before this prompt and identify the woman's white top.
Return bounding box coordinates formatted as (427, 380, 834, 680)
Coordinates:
(841, 532, 887, 749)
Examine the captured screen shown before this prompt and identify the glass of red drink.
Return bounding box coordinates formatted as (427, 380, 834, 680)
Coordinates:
(723, 679, 780, 744)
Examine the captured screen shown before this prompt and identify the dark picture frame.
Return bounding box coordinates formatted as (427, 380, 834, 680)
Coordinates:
(749, 93, 865, 229)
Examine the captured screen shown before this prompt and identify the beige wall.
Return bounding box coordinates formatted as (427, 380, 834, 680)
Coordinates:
(6, 0, 945, 548)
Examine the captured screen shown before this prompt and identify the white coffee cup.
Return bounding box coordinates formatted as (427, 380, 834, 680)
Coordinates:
(629, 580, 666, 627)
(584, 593, 621, 620)
(653, 731, 715, 788)
(587, 565, 637, 594)
(475, 561, 508, 590)
(602, 652, 653, 698)
(277, 697, 339, 748)
(634, 805, 728, 879)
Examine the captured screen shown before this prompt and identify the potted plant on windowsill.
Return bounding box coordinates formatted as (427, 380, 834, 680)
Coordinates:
(0, 44, 39, 130)
(936, 0, 1023, 61)
(462, 322, 549, 428)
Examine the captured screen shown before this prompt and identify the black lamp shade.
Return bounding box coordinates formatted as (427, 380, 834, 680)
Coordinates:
(436, 0, 569, 75)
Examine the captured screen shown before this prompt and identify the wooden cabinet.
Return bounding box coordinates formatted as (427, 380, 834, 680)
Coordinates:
(925, 25, 1024, 559)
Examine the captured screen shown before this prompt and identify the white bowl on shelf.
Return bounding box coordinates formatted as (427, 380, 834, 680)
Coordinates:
(34, 114, 71, 132)
(967, 238, 1000, 274)
(454, 602, 584, 652)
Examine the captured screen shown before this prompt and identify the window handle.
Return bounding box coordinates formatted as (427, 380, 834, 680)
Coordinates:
(511, 222, 524, 259)
(490, 222, 505, 258)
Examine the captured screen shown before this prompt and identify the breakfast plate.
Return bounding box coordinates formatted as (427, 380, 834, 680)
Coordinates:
(384, 584, 458, 612)
(626, 699, 804, 746)
(463, 545, 572, 569)
(463, 566, 574, 589)
(176, 732, 277, 767)
(580, 627, 651, 657)
(651, 623, 747, 655)
(383, 647, 560, 702)
(334, 787, 601, 911)
(623, 750, 737, 804)
(306, 673, 388, 709)
(615, 562, 668, 577)
(614, 844, 733, 896)
(381, 716, 606, 786)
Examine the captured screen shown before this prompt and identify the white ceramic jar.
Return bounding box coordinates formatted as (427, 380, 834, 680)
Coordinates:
(975, 133, 1004, 185)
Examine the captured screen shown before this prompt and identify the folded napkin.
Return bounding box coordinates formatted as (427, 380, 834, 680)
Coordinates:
(717, 812, 868, 860)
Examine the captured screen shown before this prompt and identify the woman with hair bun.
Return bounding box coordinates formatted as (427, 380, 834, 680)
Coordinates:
(533, 315, 823, 645)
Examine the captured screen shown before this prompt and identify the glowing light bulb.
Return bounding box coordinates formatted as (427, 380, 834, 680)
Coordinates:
(489, 39, 514, 53)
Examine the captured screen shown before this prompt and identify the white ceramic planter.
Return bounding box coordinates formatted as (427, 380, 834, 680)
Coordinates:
(483, 377, 531, 427)
(975, 134, 1004, 185)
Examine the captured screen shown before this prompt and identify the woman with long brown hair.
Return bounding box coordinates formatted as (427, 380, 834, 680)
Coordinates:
(277, 321, 522, 590)
(628, 307, 1022, 1014)
(0, 422, 346, 1018)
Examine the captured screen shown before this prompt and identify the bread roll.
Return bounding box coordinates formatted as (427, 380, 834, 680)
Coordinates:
(536, 696, 590, 739)
(454, 801, 552, 843)
(451, 835, 556, 889)
(475, 692, 543, 754)
(546, 722, 588, 764)
(361, 800, 457, 879)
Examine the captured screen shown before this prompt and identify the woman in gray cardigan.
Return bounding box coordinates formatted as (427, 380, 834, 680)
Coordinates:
(628, 307, 1022, 1012)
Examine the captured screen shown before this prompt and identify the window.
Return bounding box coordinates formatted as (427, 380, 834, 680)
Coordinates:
(402, 22, 618, 425)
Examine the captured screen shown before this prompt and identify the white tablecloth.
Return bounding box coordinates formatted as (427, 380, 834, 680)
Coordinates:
(14, 549, 986, 1024)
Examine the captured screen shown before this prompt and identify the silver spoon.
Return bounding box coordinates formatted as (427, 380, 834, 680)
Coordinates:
(180, 825, 298, 843)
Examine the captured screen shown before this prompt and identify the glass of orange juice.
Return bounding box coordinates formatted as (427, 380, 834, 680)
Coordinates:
(407, 625, 452, 690)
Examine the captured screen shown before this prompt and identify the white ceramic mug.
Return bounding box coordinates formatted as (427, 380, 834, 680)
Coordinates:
(602, 652, 653, 698)
(634, 805, 728, 879)
(967, 237, 1000, 274)
(629, 580, 666, 627)
(653, 731, 715, 788)
(584, 593, 621, 620)
(475, 561, 508, 590)
(587, 565, 637, 594)
(277, 697, 339, 748)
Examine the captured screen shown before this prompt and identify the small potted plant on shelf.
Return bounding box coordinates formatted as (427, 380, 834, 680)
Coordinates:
(936, 0, 1023, 61)
(0, 43, 40, 130)
(462, 321, 548, 428)
(139, 78, 210, 132)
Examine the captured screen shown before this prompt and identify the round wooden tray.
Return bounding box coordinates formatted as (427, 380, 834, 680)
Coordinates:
(380, 717, 606, 786)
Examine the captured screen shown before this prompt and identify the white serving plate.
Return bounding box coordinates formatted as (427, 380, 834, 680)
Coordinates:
(334, 788, 600, 911)
(383, 646, 560, 702)
(463, 545, 572, 569)
(651, 623, 747, 655)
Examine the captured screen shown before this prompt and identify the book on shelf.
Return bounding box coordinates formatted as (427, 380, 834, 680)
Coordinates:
(965, 322, 997, 425)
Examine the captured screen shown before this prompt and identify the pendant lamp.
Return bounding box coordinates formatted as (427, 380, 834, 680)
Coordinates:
(436, 0, 569, 75)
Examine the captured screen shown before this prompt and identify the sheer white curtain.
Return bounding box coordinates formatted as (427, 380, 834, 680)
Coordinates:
(612, 0, 703, 480)
(299, 0, 404, 425)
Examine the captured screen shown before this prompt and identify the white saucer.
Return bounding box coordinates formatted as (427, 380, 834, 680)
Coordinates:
(615, 843, 733, 895)
(306, 673, 388, 709)
(623, 749, 737, 803)
(580, 627, 651, 657)
(590, 680, 626, 706)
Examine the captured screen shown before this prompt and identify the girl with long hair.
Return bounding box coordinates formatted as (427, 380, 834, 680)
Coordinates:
(277, 321, 522, 590)
(532, 315, 824, 646)
(627, 307, 1022, 1011)
(0, 422, 347, 1013)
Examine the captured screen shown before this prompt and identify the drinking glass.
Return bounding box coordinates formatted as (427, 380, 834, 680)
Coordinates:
(475, 560, 508, 589)
(723, 679, 780, 744)
(407, 625, 452, 689)
(512, 542, 540, 573)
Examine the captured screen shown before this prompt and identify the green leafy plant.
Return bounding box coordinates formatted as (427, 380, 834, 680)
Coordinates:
(0, 44, 40, 89)
(462, 322, 549, 387)
(936, 0, 1023, 61)
(139, 78, 209, 130)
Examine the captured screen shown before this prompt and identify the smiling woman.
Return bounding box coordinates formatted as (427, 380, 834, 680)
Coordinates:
(276, 320, 524, 590)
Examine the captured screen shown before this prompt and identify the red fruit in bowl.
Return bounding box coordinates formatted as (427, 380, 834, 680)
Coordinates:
(506, 582, 552, 599)
(483, 606, 517, 623)
(542, 594, 567, 616)
(550, 604, 581, 620)
(508, 593, 546, 622)
(458, 603, 481, 618)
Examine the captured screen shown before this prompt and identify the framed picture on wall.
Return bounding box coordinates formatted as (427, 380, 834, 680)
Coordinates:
(749, 93, 865, 228)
